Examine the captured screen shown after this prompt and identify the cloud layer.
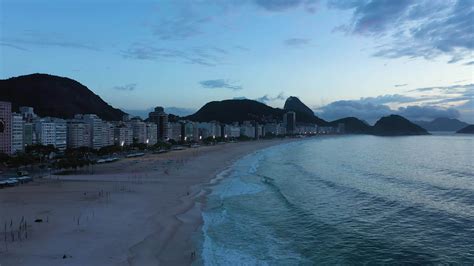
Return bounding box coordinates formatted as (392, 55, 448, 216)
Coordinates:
(329, 0, 473, 64)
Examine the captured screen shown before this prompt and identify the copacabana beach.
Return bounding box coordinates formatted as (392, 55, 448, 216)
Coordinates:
(0, 139, 295, 266)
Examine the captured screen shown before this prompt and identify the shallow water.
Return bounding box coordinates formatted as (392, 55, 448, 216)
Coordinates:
(199, 135, 474, 264)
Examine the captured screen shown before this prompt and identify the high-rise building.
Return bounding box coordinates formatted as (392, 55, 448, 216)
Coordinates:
(168, 122, 183, 142)
(240, 121, 255, 138)
(80, 114, 105, 149)
(67, 120, 91, 149)
(23, 122, 34, 147)
(148, 107, 169, 140)
(224, 125, 241, 138)
(35, 117, 67, 150)
(0, 102, 12, 154)
(131, 118, 147, 144)
(114, 123, 133, 146)
(11, 113, 24, 154)
(34, 118, 56, 147)
(146, 123, 158, 145)
(19, 106, 36, 122)
(283, 111, 296, 134)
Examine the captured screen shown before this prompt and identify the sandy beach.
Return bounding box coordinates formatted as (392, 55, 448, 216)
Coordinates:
(0, 139, 294, 266)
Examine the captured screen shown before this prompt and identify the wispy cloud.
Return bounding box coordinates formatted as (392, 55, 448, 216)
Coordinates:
(254, 0, 319, 13)
(0, 42, 28, 51)
(112, 83, 137, 91)
(329, 0, 473, 64)
(256, 92, 286, 103)
(284, 38, 311, 48)
(1, 30, 100, 51)
(122, 43, 226, 66)
(394, 83, 408, 87)
(199, 79, 242, 90)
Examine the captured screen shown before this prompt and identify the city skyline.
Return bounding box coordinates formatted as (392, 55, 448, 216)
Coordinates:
(1, 0, 473, 123)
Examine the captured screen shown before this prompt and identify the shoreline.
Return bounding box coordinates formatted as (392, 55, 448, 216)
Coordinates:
(0, 138, 299, 266)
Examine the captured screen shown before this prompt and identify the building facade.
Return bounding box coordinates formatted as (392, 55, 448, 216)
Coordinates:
(11, 113, 24, 154)
(283, 111, 296, 134)
(0, 101, 12, 155)
(67, 120, 91, 149)
(148, 107, 169, 140)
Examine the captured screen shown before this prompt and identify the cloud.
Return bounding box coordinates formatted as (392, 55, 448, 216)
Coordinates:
(112, 83, 137, 91)
(0, 42, 28, 51)
(397, 105, 460, 121)
(122, 43, 226, 66)
(464, 61, 474, 66)
(150, 15, 213, 41)
(1, 30, 100, 51)
(256, 92, 286, 103)
(199, 79, 242, 90)
(329, 0, 474, 63)
(316, 100, 461, 123)
(410, 83, 473, 93)
(359, 94, 419, 105)
(254, 0, 319, 12)
(394, 84, 408, 87)
(284, 38, 311, 47)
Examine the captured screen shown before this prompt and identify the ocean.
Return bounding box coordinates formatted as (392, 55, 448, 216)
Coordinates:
(197, 135, 474, 265)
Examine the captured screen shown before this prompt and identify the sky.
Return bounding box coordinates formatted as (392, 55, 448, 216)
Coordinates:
(0, 0, 473, 123)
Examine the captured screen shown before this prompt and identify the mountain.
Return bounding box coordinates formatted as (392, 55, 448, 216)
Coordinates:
(186, 98, 328, 125)
(457, 125, 474, 134)
(329, 117, 371, 134)
(186, 99, 284, 124)
(373, 115, 429, 136)
(0, 73, 126, 121)
(414, 117, 468, 132)
(284, 96, 314, 117)
(283, 96, 328, 125)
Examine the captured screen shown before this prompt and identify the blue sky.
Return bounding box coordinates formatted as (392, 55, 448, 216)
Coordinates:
(1, 0, 473, 123)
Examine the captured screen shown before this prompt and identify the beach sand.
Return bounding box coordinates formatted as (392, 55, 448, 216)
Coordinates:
(0, 139, 293, 266)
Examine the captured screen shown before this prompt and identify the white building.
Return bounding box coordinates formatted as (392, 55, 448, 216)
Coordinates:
(79, 114, 106, 149)
(224, 125, 241, 138)
(34, 117, 67, 150)
(146, 123, 158, 145)
(114, 123, 133, 146)
(11, 113, 24, 154)
(168, 122, 183, 142)
(196, 122, 222, 140)
(264, 123, 283, 136)
(67, 120, 91, 149)
(240, 122, 255, 138)
(131, 118, 147, 144)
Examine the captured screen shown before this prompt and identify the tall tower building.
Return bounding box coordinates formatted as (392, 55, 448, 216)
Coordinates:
(148, 107, 169, 140)
(283, 111, 296, 135)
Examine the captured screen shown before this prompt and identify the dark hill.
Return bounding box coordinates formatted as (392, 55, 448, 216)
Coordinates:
(284, 96, 314, 117)
(457, 125, 474, 134)
(186, 98, 328, 125)
(373, 115, 429, 136)
(0, 73, 126, 121)
(186, 99, 284, 124)
(329, 117, 371, 134)
(414, 117, 468, 132)
(283, 96, 327, 125)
